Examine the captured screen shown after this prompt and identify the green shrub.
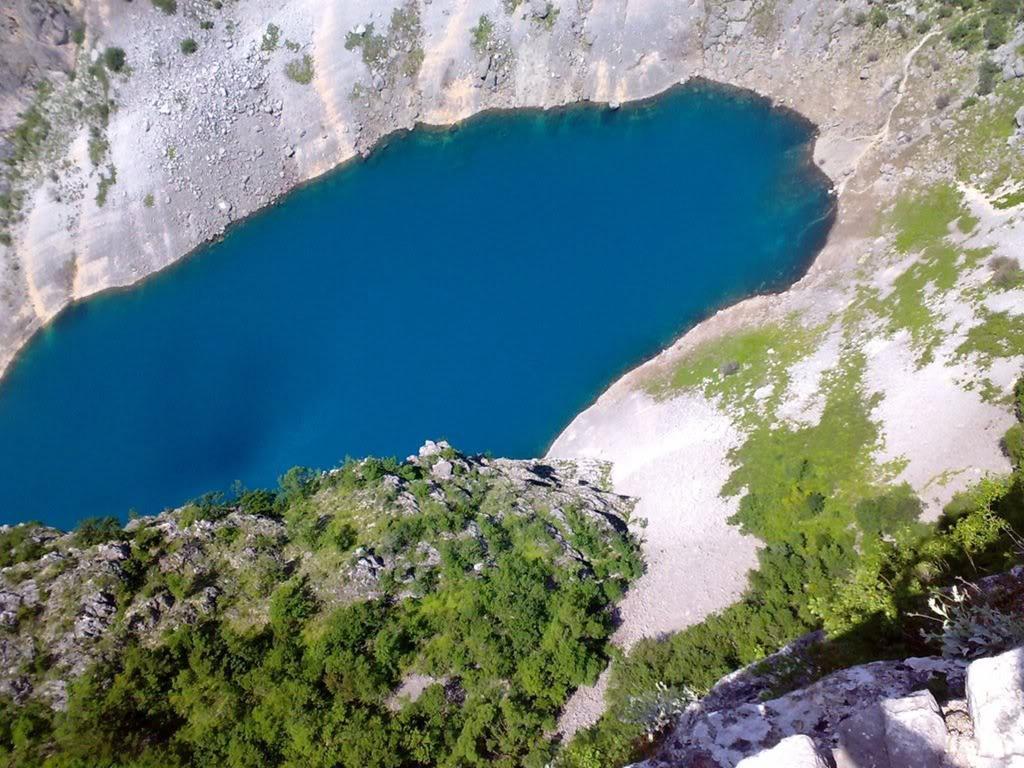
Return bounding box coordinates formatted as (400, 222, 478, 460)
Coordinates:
(284, 54, 314, 84)
(103, 47, 126, 73)
(74, 516, 124, 547)
(869, 6, 888, 28)
(0, 524, 48, 568)
(150, 0, 176, 14)
(179, 38, 198, 55)
(262, 23, 281, 51)
(978, 58, 1002, 95)
(1005, 424, 1024, 467)
(470, 14, 494, 53)
(949, 17, 982, 50)
(983, 16, 1009, 49)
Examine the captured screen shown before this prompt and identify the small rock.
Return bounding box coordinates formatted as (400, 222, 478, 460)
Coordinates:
(1014, 106, 1024, 131)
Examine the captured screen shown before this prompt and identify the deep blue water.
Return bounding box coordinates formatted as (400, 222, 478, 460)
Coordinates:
(0, 84, 833, 528)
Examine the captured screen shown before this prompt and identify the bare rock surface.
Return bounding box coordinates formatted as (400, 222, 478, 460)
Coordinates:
(967, 646, 1024, 766)
(735, 735, 830, 768)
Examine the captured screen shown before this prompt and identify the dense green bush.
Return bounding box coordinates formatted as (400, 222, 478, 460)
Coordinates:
(74, 515, 124, 547)
(103, 47, 126, 73)
(0, 524, 48, 568)
(0, 455, 642, 768)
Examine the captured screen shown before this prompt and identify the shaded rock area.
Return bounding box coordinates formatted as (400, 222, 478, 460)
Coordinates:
(635, 569, 1024, 768)
(638, 647, 1024, 768)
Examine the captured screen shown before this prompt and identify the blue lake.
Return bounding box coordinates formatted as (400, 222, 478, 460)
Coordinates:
(0, 84, 833, 528)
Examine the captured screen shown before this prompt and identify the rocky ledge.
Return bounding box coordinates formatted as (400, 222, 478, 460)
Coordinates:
(635, 567, 1024, 768)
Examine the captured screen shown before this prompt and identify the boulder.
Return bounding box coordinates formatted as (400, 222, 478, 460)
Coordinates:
(735, 735, 829, 768)
(835, 705, 888, 768)
(880, 691, 947, 768)
(967, 646, 1024, 762)
(834, 690, 947, 768)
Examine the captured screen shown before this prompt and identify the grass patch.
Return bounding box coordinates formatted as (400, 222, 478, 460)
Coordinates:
(645, 320, 820, 425)
(345, 23, 389, 69)
(180, 38, 198, 55)
(150, 0, 177, 14)
(957, 309, 1024, 361)
(722, 350, 887, 545)
(95, 165, 117, 207)
(870, 184, 987, 365)
(87, 127, 108, 166)
(470, 14, 495, 54)
(953, 79, 1024, 189)
(285, 54, 314, 84)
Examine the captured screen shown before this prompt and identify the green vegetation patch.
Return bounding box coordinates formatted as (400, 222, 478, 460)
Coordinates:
(150, 0, 177, 15)
(285, 54, 314, 84)
(95, 165, 117, 207)
(103, 47, 126, 74)
(957, 309, 1024, 361)
(262, 23, 281, 51)
(953, 78, 1024, 189)
(471, 14, 495, 54)
(345, 3, 424, 84)
(869, 184, 987, 365)
(0, 524, 50, 568)
(0, 450, 642, 768)
(563, 374, 1024, 768)
(645, 320, 820, 425)
(722, 351, 886, 546)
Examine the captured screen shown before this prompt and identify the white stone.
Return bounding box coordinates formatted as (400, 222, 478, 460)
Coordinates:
(967, 646, 1024, 761)
(736, 735, 830, 768)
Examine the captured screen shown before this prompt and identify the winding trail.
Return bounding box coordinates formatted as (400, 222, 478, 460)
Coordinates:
(841, 29, 940, 195)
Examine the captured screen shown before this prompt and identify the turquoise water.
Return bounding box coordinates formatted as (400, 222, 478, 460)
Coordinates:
(0, 84, 833, 528)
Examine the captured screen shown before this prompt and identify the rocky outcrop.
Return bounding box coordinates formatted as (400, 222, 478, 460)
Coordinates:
(967, 647, 1024, 767)
(637, 642, 1024, 768)
(0, 0, 78, 131)
(0, 443, 637, 709)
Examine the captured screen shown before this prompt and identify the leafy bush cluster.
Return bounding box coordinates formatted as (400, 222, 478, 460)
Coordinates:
(0, 453, 642, 768)
(944, 0, 1022, 51)
(560, 375, 1024, 767)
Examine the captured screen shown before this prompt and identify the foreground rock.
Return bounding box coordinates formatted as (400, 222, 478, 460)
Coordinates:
(634, 641, 1024, 768)
(632, 569, 1024, 768)
(967, 646, 1024, 766)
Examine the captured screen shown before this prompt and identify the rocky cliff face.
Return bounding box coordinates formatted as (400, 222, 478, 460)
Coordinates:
(0, 0, 904, 376)
(0, 442, 637, 710)
(635, 567, 1024, 768)
(0, 0, 78, 132)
